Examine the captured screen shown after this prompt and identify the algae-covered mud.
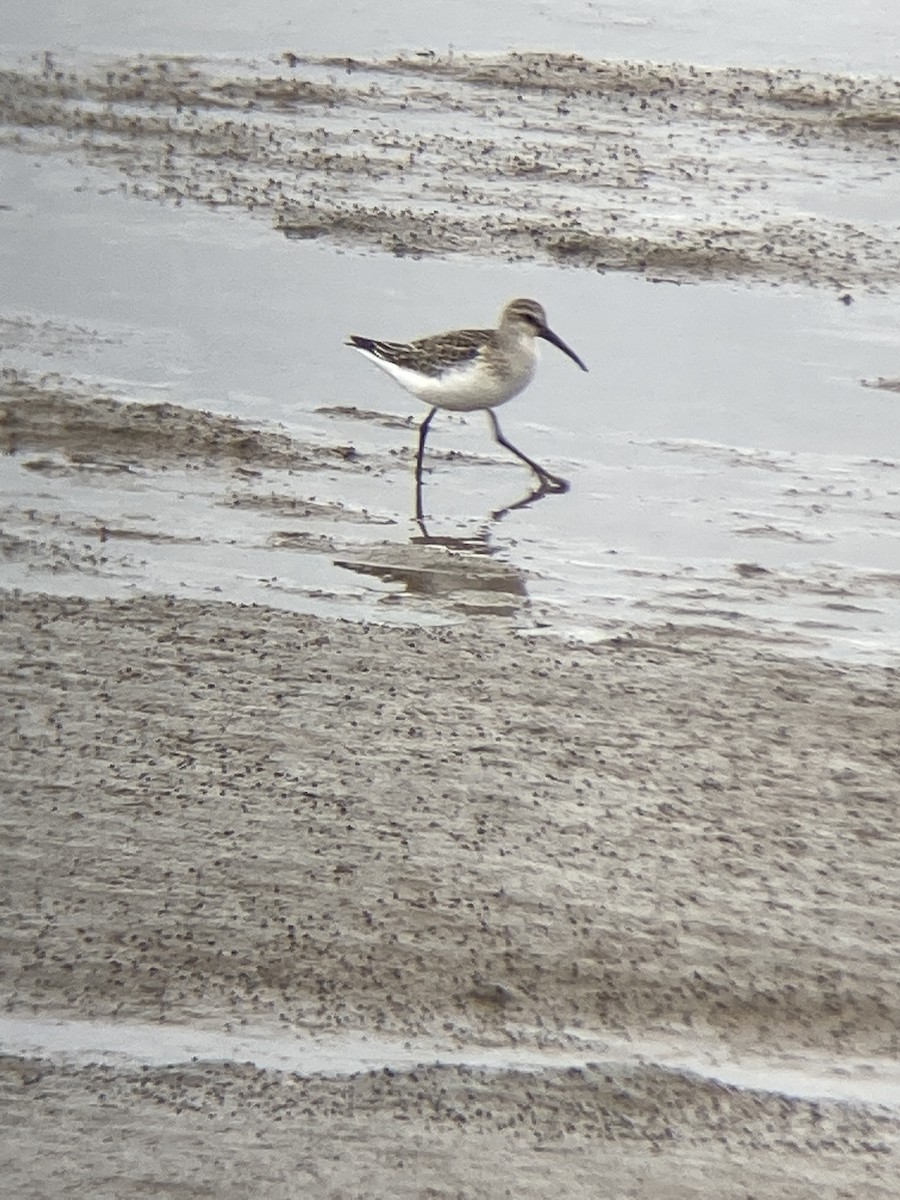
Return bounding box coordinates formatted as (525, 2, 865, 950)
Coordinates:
(2, 50, 900, 289)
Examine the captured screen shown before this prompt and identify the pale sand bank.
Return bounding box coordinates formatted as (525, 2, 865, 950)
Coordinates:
(1, 589, 898, 1196)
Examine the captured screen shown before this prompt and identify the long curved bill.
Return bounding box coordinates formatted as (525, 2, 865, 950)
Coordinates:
(540, 325, 589, 372)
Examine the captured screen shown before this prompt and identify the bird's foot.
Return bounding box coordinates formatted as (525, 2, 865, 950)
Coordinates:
(538, 472, 570, 494)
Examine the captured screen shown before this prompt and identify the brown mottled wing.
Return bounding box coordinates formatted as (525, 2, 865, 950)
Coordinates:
(348, 329, 491, 377)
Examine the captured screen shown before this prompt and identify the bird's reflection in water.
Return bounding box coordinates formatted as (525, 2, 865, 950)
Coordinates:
(415, 471, 565, 534)
(489, 476, 569, 522)
(337, 484, 568, 613)
(336, 541, 527, 611)
(414, 445, 569, 523)
(410, 520, 494, 555)
(337, 477, 567, 614)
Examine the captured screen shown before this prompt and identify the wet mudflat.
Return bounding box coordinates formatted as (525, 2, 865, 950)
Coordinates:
(1, 50, 899, 660)
(1, 591, 899, 1198)
(3, 50, 900, 290)
(1, 33, 900, 1200)
(2, 354, 899, 660)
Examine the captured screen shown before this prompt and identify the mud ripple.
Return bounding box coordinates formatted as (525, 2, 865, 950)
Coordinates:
(0, 369, 366, 473)
(2, 51, 899, 288)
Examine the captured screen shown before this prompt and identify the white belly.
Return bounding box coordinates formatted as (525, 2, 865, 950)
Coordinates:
(357, 348, 537, 412)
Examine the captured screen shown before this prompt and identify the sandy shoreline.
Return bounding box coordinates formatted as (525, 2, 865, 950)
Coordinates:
(2, 35, 900, 1199)
(4, 590, 897, 1047)
(2, 587, 898, 1195)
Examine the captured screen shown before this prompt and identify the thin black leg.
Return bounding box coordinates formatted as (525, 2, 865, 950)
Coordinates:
(415, 407, 437, 520)
(487, 410, 569, 492)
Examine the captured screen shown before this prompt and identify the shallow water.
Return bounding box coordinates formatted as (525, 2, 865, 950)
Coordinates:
(5, 0, 900, 73)
(2, 1014, 898, 1113)
(2, 146, 899, 662)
